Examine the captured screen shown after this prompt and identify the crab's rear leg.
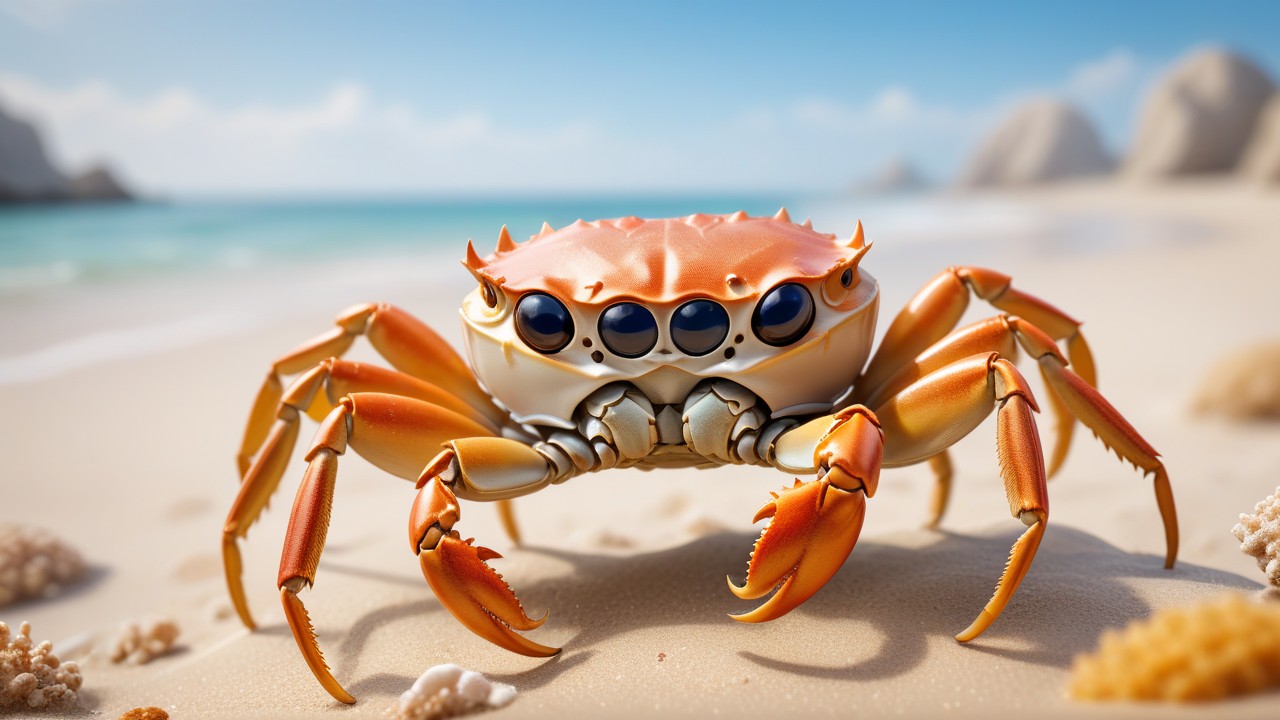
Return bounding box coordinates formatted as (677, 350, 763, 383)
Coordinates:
(224, 362, 496, 629)
(862, 314, 1068, 526)
(873, 352, 1050, 641)
(238, 303, 505, 476)
(862, 314, 1178, 563)
(272, 393, 501, 704)
(855, 267, 1097, 475)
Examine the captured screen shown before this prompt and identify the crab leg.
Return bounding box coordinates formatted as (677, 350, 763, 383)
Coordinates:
(729, 407, 882, 622)
(872, 352, 1050, 641)
(223, 363, 497, 629)
(1038, 358, 1178, 568)
(274, 393, 501, 703)
(238, 303, 505, 477)
(858, 314, 1071, 525)
(855, 267, 1097, 473)
(924, 452, 954, 530)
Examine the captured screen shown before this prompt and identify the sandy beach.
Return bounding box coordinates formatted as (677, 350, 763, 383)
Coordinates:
(3, 180, 1279, 718)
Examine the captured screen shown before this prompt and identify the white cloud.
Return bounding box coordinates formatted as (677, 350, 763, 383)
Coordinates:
(1065, 48, 1141, 101)
(0, 47, 1156, 194)
(0, 72, 619, 194)
(0, 0, 78, 30)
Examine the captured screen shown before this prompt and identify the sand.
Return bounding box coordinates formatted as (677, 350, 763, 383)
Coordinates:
(3, 180, 1279, 718)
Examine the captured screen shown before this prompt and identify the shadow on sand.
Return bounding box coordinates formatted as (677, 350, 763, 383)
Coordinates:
(320, 524, 1258, 702)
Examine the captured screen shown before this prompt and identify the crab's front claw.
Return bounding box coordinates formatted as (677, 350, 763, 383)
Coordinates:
(728, 475, 867, 623)
(411, 466, 559, 658)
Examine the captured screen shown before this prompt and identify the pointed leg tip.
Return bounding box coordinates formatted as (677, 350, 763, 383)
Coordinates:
(955, 610, 995, 643)
(332, 688, 357, 705)
(235, 606, 258, 631)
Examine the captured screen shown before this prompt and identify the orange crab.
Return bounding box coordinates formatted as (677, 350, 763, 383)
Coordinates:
(222, 210, 1178, 703)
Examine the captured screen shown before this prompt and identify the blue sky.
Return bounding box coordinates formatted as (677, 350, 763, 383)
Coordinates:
(1, 1, 1277, 195)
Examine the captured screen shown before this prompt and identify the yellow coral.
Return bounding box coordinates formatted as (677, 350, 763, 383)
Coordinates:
(1068, 594, 1280, 701)
(0, 621, 82, 711)
(1234, 486, 1280, 587)
(1194, 342, 1280, 420)
(0, 524, 87, 606)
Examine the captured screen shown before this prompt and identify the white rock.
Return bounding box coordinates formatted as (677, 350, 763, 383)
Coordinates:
(957, 99, 1112, 187)
(1126, 47, 1275, 178)
(1239, 93, 1280, 183)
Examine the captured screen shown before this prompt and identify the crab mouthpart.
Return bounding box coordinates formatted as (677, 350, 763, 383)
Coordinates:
(728, 477, 867, 623)
(418, 532, 559, 657)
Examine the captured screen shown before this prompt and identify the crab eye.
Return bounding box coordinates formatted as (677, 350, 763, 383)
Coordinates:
(515, 293, 574, 354)
(753, 283, 815, 346)
(671, 299, 729, 356)
(599, 302, 658, 358)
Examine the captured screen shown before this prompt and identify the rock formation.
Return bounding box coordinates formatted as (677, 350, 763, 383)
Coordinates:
(0, 102, 69, 202)
(1239, 93, 1280, 184)
(0, 99, 133, 203)
(855, 156, 929, 194)
(1125, 48, 1275, 178)
(69, 165, 133, 201)
(956, 99, 1112, 187)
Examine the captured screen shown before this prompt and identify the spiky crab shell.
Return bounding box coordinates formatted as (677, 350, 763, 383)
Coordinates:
(457, 211, 880, 429)
(467, 210, 868, 306)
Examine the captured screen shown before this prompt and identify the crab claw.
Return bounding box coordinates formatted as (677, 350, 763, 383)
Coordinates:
(412, 470, 558, 658)
(728, 475, 867, 623)
(418, 533, 559, 657)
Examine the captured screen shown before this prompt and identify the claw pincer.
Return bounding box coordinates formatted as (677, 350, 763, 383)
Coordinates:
(730, 407, 882, 623)
(410, 454, 559, 658)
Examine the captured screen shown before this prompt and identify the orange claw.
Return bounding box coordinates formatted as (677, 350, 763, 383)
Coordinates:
(418, 533, 559, 657)
(411, 472, 558, 657)
(728, 476, 867, 623)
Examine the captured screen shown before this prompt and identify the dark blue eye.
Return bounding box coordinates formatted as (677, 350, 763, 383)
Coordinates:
(515, 293, 574, 354)
(671, 299, 729, 356)
(598, 302, 658, 358)
(752, 283, 814, 346)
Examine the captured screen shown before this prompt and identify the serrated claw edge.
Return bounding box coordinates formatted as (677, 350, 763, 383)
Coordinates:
(728, 479, 867, 623)
(419, 535, 559, 657)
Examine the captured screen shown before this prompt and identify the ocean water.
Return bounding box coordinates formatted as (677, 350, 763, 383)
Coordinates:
(0, 194, 1202, 384)
(0, 196, 804, 294)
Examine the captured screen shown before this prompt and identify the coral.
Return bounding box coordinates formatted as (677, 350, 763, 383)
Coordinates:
(0, 621, 82, 711)
(119, 707, 169, 720)
(1068, 594, 1280, 701)
(387, 664, 516, 720)
(109, 618, 180, 665)
(0, 524, 87, 606)
(1194, 342, 1280, 420)
(1234, 486, 1280, 586)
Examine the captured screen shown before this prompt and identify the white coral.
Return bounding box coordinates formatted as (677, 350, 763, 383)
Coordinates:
(0, 524, 87, 606)
(109, 617, 180, 665)
(0, 621, 82, 711)
(387, 664, 516, 720)
(1234, 486, 1280, 586)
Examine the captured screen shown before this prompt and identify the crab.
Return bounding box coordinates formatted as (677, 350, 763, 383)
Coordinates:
(222, 210, 1179, 703)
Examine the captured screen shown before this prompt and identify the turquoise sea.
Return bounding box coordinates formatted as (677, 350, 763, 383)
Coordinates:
(0, 194, 1201, 384)
(0, 196, 807, 295)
